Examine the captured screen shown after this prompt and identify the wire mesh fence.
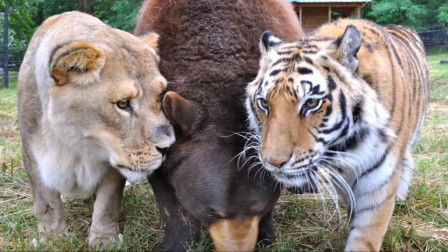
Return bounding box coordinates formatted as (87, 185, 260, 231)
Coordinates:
(419, 29, 448, 47)
(1, 0, 9, 88)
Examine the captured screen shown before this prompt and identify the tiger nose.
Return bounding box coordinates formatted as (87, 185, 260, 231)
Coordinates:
(264, 157, 289, 168)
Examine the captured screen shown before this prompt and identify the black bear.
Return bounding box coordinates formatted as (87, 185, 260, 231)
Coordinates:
(135, 0, 303, 250)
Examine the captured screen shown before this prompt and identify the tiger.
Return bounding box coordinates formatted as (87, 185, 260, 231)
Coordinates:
(245, 19, 429, 251)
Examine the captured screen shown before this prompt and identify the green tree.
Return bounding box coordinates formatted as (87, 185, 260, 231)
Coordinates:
(413, 0, 445, 27)
(94, 0, 144, 32)
(1, 0, 145, 61)
(1, 0, 40, 59)
(34, 0, 78, 24)
(437, 4, 448, 25)
(365, 0, 428, 30)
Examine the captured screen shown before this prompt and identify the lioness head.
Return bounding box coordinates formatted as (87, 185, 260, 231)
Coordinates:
(47, 32, 174, 180)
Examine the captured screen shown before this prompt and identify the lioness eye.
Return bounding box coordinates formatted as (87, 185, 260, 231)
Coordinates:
(116, 100, 132, 113)
(257, 98, 269, 114)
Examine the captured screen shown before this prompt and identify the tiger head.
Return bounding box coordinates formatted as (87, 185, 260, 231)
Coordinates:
(246, 26, 391, 187)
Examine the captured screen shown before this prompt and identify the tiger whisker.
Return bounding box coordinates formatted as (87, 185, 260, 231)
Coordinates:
(318, 168, 343, 224)
(319, 155, 361, 180)
(309, 170, 330, 215)
(325, 166, 355, 225)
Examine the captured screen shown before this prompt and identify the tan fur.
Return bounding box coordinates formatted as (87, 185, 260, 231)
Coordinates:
(247, 19, 428, 251)
(208, 216, 260, 251)
(17, 11, 175, 247)
(138, 32, 160, 52)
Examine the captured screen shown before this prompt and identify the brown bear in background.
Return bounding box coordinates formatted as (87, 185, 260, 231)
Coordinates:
(135, 0, 303, 251)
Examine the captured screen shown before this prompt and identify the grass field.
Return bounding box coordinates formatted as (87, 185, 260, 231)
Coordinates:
(0, 53, 447, 251)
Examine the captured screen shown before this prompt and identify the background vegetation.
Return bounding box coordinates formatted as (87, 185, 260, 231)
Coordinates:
(0, 0, 447, 250)
(1, 0, 448, 60)
(0, 0, 144, 60)
(362, 0, 448, 31)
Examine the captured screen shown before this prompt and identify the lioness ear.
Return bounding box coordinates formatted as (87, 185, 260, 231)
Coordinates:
(260, 31, 284, 56)
(162, 91, 204, 134)
(50, 41, 105, 85)
(139, 32, 159, 51)
(335, 25, 362, 72)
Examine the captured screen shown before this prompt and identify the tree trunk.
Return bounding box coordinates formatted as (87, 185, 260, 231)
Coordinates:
(35, 4, 44, 27)
(78, 0, 94, 14)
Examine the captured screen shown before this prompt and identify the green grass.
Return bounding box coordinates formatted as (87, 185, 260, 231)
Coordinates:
(427, 53, 448, 103)
(1, 52, 447, 251)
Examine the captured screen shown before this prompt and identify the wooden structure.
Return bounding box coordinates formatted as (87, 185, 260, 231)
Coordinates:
(290, 0, 371, 33)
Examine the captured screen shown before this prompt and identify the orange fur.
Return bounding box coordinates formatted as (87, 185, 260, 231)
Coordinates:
(246, 19, 429, 251)
(50, 41, 105, 85)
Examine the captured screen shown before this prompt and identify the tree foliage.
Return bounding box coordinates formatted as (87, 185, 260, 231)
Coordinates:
(364, 0, 448, 31)
(1, 0, 144, 60)
(1, 0, 40, 59)
(365, 0, 427, 30)
(437, 4, 448, 25)
(2, 0, 447, 62)
(94, 0, 144, 32)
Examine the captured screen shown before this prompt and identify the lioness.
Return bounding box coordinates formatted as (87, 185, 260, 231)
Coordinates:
(17, 11, 174, 247)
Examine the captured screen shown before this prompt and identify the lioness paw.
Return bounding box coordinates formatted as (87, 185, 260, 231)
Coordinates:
(88, 232, 123, 249)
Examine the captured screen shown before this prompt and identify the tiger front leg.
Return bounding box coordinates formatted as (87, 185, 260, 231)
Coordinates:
(345, 162, 401, 251)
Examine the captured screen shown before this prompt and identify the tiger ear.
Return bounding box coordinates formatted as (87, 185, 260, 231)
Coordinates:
(260, 31, 284, 56)
(138, 32, 159, 51)
(162, 91, 204, 134)
(50, 41, 105, 86)
(335, 25, 362, 72)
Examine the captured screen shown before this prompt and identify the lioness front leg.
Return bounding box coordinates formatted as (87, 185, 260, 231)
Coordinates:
(345, 165, 400, 251)
(23, 145, 65, 238)
(88, 168, 125, 248)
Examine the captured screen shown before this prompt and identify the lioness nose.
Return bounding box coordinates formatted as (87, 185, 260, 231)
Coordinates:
(264, 157, 289, 168)
(156, 125, 172, 137)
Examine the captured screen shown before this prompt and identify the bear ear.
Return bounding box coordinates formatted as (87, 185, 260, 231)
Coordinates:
(50, 41, 105, 86)
(162, 91, 204, 134)
(335, 25, 362, 72)
(139, 32, 160, 51)
(260, 31, 284, 56)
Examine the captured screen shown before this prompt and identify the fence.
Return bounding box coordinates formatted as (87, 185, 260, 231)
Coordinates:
(1, 0, 9, 89)
(418, 29, 448, 47)
(1, 0, 24, 89)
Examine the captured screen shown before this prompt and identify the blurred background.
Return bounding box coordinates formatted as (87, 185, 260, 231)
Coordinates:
(0, 0, 447, 82)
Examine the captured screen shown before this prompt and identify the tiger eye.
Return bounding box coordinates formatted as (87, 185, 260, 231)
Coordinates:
(259, 98, 268, 108)
(305, 99, 318, 108)
(256, 98, 269, 114)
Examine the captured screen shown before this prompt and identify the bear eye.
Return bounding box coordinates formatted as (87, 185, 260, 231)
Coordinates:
(256, 98, 269, 114)
(116, 100, 132, 113)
